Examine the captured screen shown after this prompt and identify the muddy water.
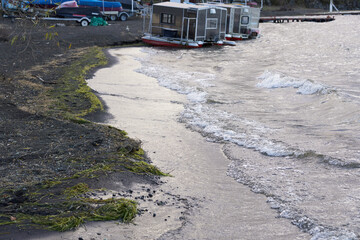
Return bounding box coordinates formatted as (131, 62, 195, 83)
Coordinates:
(89, 15, 359, 240)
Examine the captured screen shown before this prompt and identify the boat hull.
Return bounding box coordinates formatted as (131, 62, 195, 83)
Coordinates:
(225, 36, 243, 41)
(142, 36, 203, 48)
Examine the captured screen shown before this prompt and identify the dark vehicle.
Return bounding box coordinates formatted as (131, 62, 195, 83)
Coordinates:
(104, 0, 142, 21)
(53, 7, 103, 19)
(48, 6, 104, 26)
(106, 0, 143, 12)
(116, 0, 142, 11)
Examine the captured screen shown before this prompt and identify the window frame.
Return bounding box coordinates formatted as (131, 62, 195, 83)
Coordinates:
(206, 18, 218, 29)
(161, 13, 175, 24)
(241, 16, 249, 25)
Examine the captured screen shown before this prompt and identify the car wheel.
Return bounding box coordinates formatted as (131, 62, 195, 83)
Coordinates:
(120, 14, 128, 21)
(110, 15, 117, 21)
(80, 19, 89, 27)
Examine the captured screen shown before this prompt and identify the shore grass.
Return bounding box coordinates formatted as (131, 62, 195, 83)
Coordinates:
(125, 161, 171, 176)
(49, 46, 107, 121)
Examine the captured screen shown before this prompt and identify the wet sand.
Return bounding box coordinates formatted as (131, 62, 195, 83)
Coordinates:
(82, 47, 312, 239)
(69, 47, 310, 239)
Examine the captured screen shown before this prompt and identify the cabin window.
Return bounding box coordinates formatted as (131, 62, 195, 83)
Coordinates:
(241, 16, 249, 24)
(161, 13, 175, 24)
(206, 18, 218, 29)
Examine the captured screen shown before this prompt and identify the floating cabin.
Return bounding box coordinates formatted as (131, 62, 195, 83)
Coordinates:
(248, 6, 260, 38)
(142, 2, 230, 48)
(202, 3, 260, 40)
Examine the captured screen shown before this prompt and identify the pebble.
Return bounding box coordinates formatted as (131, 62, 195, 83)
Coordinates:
(153, 213, 156, 217)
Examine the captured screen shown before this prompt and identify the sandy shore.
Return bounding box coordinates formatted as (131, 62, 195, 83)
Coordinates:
(80, 47, 311, 239)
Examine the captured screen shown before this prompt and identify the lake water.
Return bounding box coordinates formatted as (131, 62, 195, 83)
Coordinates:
(134, 15, 360, 239)
(89, 15, 360, 239)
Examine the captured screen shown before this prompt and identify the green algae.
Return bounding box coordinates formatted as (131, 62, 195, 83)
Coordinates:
(41, 180, 62, 189)
(49, 47, 107, 120)
(13, 198, 136, 232)
(70, 164, 114, 179)
(64, 183, 90, 198)
(125, 161, 170, 176)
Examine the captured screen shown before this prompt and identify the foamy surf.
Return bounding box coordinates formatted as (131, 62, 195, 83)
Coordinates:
(227, 160, 358, 240)
(257, 70, 334, 95)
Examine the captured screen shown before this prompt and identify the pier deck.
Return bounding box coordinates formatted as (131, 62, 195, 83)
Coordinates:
(260, 10, 360, 23)
(260, 15, 335, 23)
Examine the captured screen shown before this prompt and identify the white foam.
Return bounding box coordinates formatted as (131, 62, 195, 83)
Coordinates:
(182, 105, 298, 157)
(136, 57, 214, 104)
(228, 161, 358, 240)
(257, 70, 333, 95)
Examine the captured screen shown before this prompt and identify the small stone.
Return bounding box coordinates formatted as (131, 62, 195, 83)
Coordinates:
(97, 232, 101, 235)
(153, 213, 156, 217)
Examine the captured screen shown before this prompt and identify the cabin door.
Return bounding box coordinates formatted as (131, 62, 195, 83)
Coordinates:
(228, 9, 234, 34)
(183, 18, 197, 40)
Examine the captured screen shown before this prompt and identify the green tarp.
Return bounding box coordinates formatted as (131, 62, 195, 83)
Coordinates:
(90, 17, 108, 26)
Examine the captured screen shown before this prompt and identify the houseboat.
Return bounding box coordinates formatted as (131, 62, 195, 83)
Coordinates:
(202, 2, 260, 40)
(229, 4, 259, 40)
(248, 5, 260, 38)
(142, 2, 234, 48)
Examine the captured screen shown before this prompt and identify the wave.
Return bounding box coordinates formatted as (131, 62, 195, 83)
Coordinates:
(137, 61, 357, 167)
(181, 104, 300, 157)
(257, 70, 334, 95)
(227, 160, 358, 240)
(135, 59, 215, 104)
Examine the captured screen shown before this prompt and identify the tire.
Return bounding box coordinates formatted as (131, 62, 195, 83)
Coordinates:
(110, 15, 117, 21)
(80, 19, 89, 27)
(119, 14, 128, 21)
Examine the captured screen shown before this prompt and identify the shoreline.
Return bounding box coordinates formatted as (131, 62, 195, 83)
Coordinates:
(84, 47, 311, 239)
(0, 8, 342, 238)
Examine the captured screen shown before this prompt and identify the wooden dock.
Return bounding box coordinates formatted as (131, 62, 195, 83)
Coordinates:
(260, 15, 335, 23)
(260, 10, 360, 23)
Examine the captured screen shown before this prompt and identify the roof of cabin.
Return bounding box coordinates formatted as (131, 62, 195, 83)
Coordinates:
(153, 2, 211, 10)
(200, 2, 239, 9)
